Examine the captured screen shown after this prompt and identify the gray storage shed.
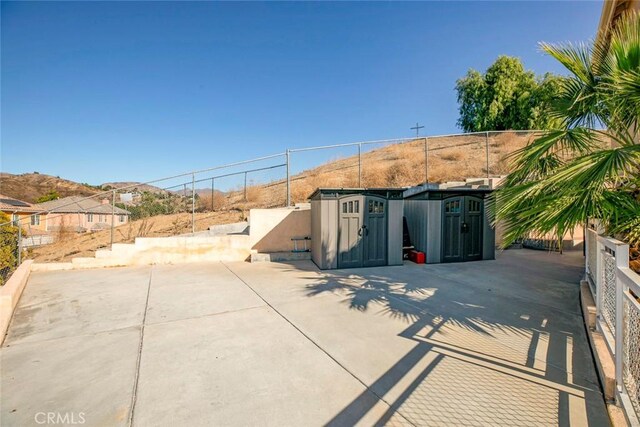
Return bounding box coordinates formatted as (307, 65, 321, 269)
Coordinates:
(403, 186, 495, 263)
(310, 188, 404, 270)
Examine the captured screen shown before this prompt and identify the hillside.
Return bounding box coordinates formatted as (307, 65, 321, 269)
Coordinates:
(0, 172, 102, 203)
(28, 131, 536, 261)
(205, 131, 537, 209)
(29, 210, 244, 262)
(26, 133, 531, 262)
(102, 181, 167, 194)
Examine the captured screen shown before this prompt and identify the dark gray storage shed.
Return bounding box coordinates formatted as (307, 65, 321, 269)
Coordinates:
(403, 186, 495, 263)
(310, 188, 404, 270)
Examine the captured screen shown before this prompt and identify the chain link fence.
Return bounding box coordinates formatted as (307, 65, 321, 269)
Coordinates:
(0, 130, 541, 264)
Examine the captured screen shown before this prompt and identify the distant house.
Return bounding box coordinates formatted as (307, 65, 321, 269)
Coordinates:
(0, 194, 46, 233)
(34, 196, 131, 232)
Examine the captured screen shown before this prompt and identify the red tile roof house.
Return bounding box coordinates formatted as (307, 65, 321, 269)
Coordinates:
(33, 196, 131, 233)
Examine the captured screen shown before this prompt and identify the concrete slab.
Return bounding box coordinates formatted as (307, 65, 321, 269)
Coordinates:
(133, 306, 396, 426)
(4, 266, 151, 345)
(145, 263, 265, 325)
(1, 249, 610, 426)
(1, 326, 140, 426)
(224, 250, 609, 426)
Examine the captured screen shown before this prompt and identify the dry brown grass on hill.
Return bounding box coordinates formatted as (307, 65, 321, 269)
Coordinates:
(29, 210, 243, 262)
(255, 132, 537, 205)
(0, 173, 102, 203)
(27, 132, 538, 262)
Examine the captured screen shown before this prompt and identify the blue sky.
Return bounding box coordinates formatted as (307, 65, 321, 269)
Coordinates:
(1, 1, 602, 185)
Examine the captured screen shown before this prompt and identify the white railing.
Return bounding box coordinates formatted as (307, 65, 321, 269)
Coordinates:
(20, 235, 54, 248)
(585, 228, 640, 424)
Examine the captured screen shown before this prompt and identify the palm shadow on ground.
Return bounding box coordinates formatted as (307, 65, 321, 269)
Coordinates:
(298, 261, 607, 427)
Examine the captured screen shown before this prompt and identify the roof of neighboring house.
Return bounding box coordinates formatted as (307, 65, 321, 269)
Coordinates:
(34, 196, 130, 215)
(0, 194, 40, 213)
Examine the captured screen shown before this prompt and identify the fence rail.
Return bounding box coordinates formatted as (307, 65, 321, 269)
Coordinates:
(2, 130, 542, 262)
(585, 228, 640, 424)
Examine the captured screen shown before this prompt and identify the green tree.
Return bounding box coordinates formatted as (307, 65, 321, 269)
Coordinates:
(35, 190, 60, 203)
(0, 212, 20, 285)
(494, 12, 640, 248)
(117, 191, 179, 221)
(456, 56, 561, 132)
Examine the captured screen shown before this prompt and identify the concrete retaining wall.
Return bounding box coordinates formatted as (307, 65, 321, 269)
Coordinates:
(32, 234, 252, 271)
(0, 260, 33, 345)
(30, 206, 313, 271)
(249, 206, 311, 253)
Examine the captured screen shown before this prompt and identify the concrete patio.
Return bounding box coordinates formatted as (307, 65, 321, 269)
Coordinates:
(1, 249, 609, 426)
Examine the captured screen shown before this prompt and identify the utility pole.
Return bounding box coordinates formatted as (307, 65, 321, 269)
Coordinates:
(410, 122, 425, 137)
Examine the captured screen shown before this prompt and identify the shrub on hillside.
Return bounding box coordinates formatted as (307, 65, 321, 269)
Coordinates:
(35, 190, 60, 203)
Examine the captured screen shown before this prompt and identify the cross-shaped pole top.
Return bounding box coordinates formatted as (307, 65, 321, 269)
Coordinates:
(410, 122, 425, 137)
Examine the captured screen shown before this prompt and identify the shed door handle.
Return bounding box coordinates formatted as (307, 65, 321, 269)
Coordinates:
(461, 222, 469, 233)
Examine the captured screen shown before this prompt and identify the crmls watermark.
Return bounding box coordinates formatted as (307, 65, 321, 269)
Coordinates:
(34, 412, 86, 425)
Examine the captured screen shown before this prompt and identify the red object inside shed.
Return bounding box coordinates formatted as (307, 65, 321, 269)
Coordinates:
(408, 250, 425, 264)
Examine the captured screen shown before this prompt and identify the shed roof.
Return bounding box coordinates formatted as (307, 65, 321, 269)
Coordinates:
(403, 185, 493, 200)
(309, 188, 406, 201)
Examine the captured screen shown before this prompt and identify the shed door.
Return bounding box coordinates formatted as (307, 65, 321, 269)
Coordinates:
(442, 197, 463, 262)
(464, 197, 483, 261)
(442, 196, 484, 262)
(363, 196, 387, 267)
(338, 196, 364, 268)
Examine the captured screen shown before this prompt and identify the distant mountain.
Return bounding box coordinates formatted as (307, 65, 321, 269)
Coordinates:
(101, 181, 167, 194)
(0, 172, 102, 203)
(171, 188, 226, 197)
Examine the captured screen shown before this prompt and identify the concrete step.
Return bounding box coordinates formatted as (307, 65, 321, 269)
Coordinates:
(94, 249, 113, 259)
(108, 243, 138, 258)
(251, 252, 311, 263)
(31, 262, 74, 272)
(111, 243, 135, 251)
(71, 257, 129, 269)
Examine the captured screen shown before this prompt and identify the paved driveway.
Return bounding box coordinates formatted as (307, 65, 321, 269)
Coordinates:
(1, 249, 609, 426)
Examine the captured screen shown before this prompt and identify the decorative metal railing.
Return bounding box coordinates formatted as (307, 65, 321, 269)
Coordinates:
(585, 228, 640, 423)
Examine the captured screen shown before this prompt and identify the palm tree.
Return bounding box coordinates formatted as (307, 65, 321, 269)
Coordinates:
(495, 11, 640, 249)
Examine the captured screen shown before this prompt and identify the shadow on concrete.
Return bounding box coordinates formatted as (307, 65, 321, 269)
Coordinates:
(299, 257, 609, 427)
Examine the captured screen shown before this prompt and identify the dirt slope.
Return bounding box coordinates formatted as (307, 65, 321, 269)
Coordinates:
(28, 132, 537, 262)
(0, 173, 102, 203)
(101, 182, 167, 194)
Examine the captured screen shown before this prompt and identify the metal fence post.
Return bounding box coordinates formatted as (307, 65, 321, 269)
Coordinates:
(424, 137, 429, 184)
(110, 189, 116, 249)
(17, 225, 22, 265)
(286, 149, 291, 207)
(191, 173, 196, 234)
(358, 143, 362, 187)
(211, 178, 216, 212)
(596, 237, 604, 328)
(585, 226, 590, 277)
(485, 131, 490, 180)
(244, 172, 248, 201)
(183, 184, 187, 214)
(615, 242, 629, 396)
